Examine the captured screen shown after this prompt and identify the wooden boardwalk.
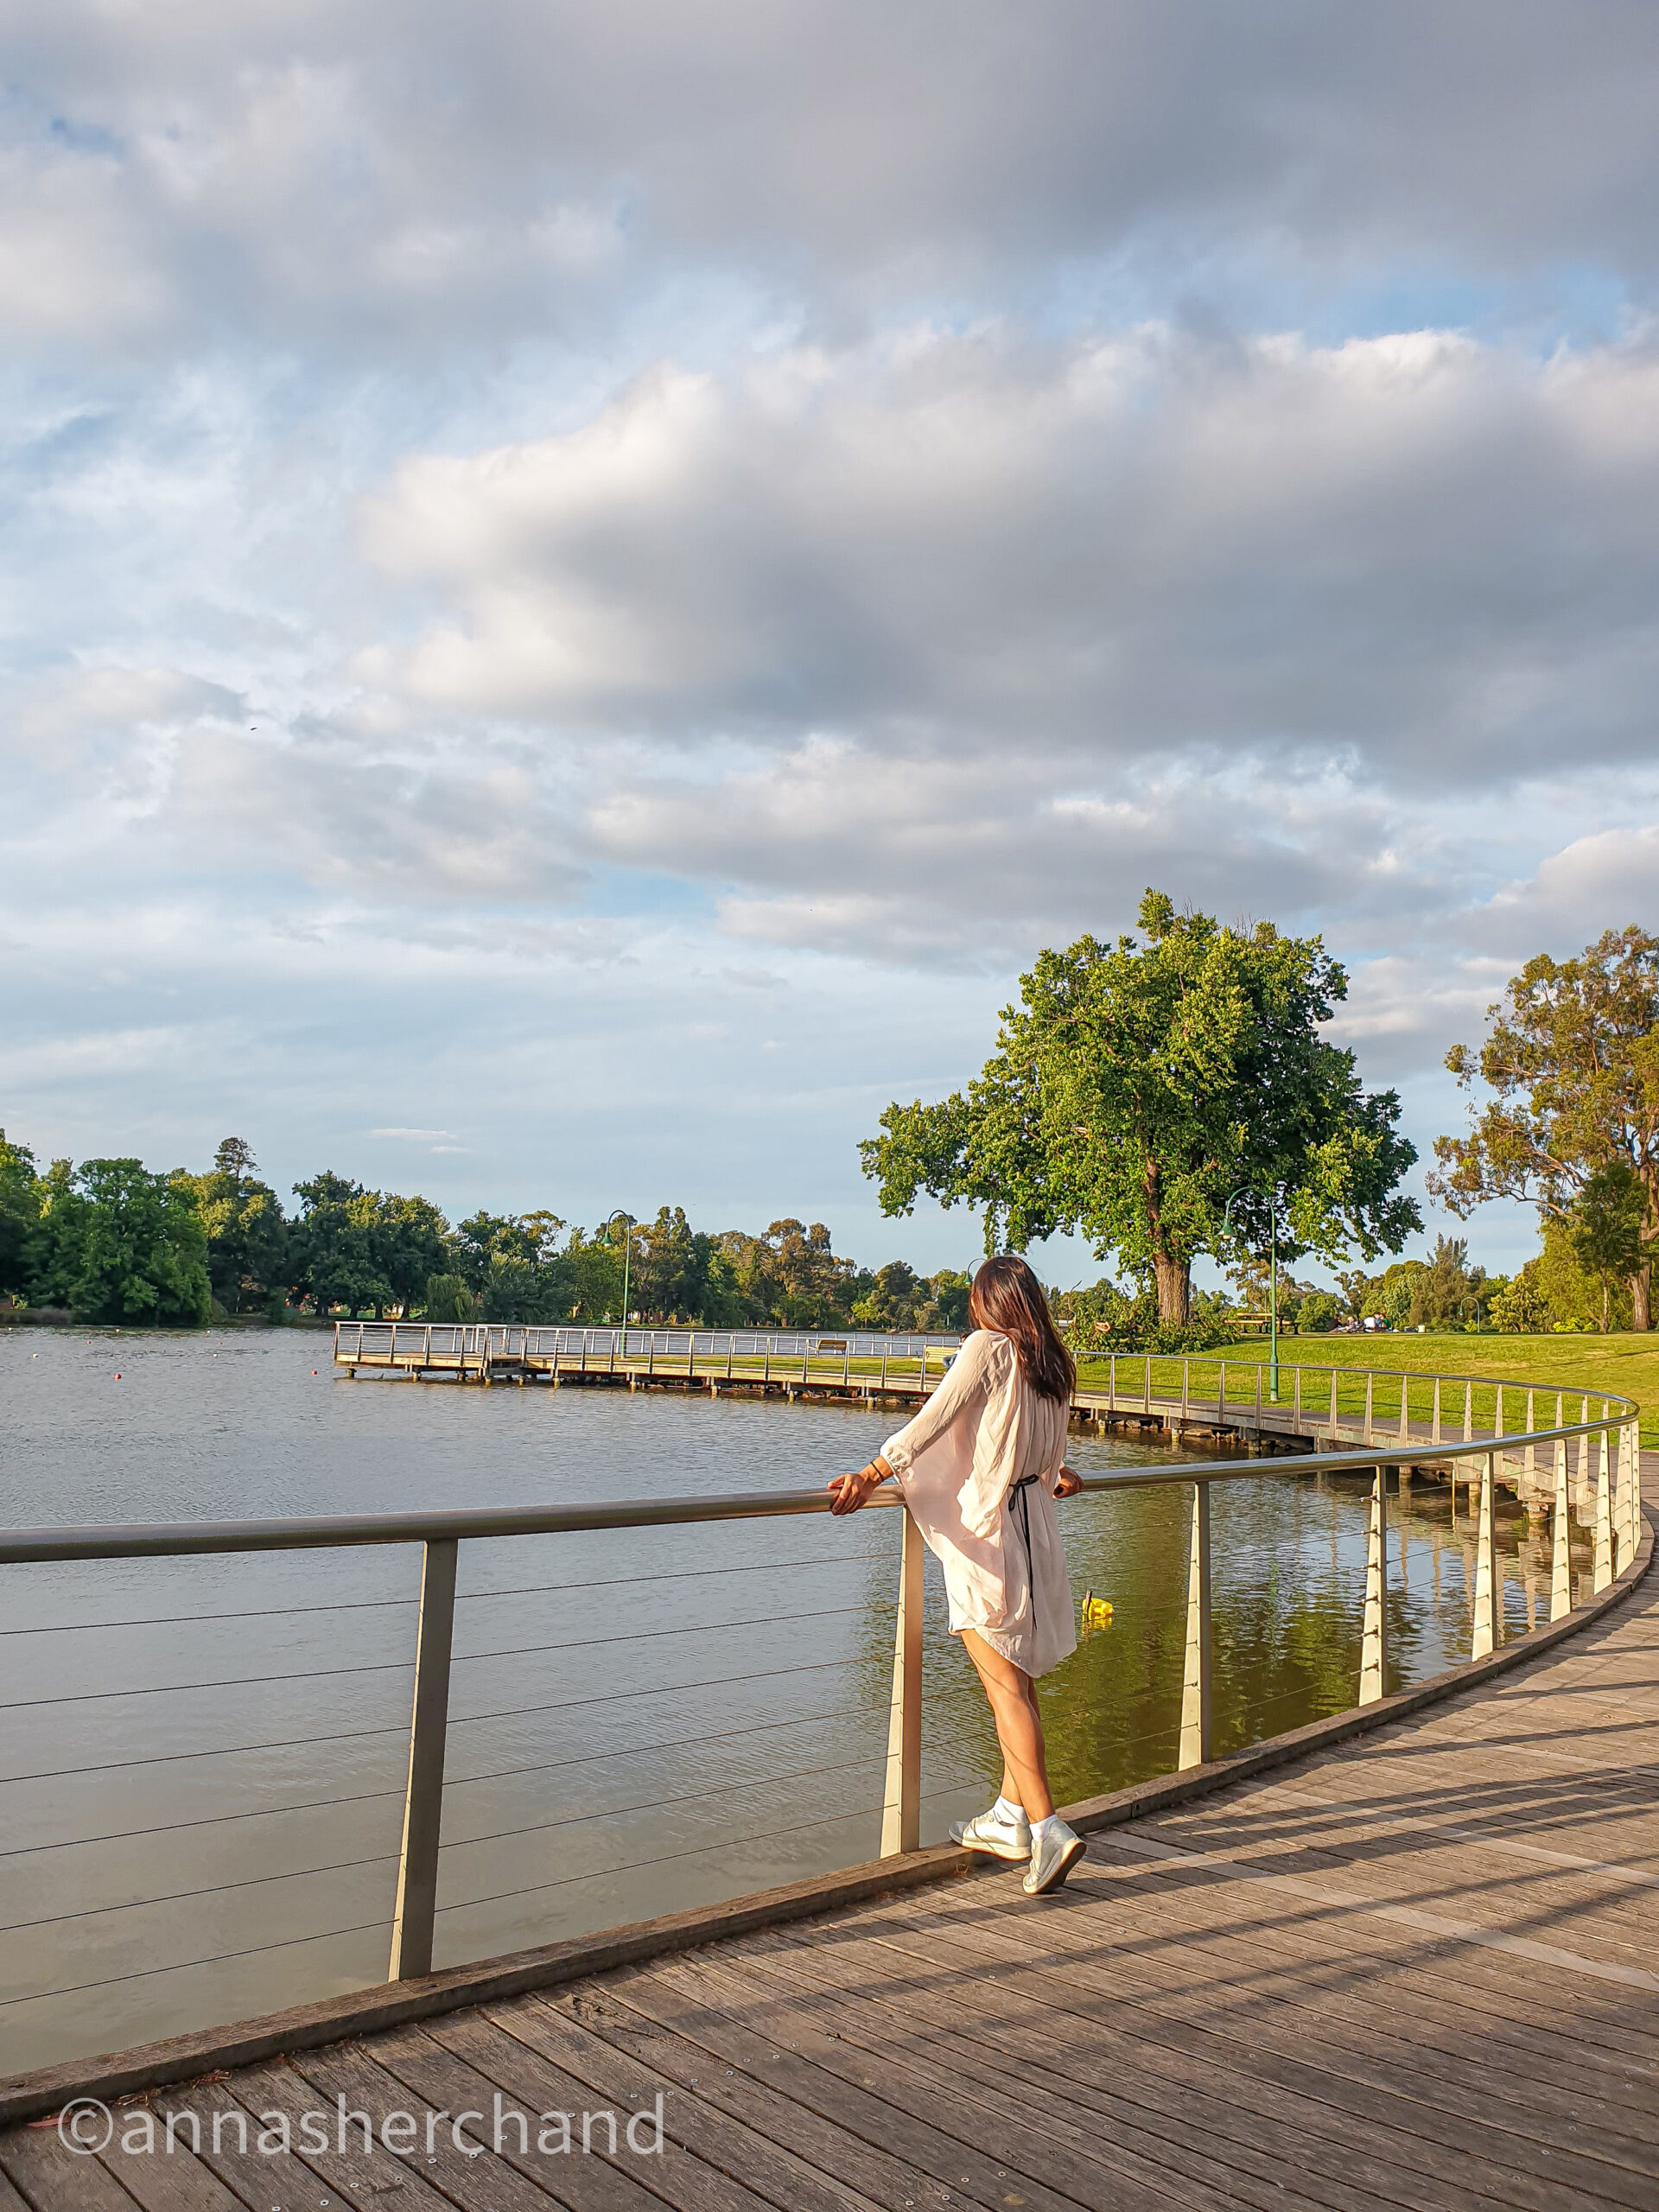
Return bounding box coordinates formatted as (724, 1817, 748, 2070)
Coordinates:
(4, 1489, 1654, 2212)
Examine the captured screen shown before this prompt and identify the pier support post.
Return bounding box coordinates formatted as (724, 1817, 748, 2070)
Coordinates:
(1471, 1453, 1497, 1660)
(1624, 1419, 1642, 1570)
(389, 1537, 458, 1981)
(1178, 1482, 1213, 1770)
(880, 1510, 925, 1856)
(1594, 1423, 1613, 1592)
(1551, 1436, 1572, 1621)
(1359, 1467, 1388, 1705)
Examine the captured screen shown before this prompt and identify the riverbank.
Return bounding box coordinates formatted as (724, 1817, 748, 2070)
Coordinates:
(1142, 1329, 1658, 1447)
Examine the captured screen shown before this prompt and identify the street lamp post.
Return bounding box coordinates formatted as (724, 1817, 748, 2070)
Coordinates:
(1224, 1185, 1281, 1403)
(603, 1211, 636, 1338)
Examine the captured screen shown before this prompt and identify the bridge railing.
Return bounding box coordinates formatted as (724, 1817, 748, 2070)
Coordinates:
(0, 1379, 1642, 2067)
(332, 1320, 963, 1383)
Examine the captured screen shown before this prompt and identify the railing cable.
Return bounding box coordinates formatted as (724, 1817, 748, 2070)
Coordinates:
(0, 1919, 397, 2009)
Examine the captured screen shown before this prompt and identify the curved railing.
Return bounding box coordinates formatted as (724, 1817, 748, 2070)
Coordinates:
(0, 1367, 1643, 2079)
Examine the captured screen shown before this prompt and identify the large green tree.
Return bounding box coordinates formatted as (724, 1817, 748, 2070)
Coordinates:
(1431, 925, 1659, 1330)
(173, 1137, 289, 1313)
(0, 1130, 41, 1298)
(34, 1157, 212, 1324)
(862, 891, 1420, 1324)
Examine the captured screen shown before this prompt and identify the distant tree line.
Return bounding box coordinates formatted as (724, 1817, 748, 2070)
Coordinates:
(0, 1132, 972, 1331)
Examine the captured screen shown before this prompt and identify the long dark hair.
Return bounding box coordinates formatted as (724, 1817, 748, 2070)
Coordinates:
(969, 1255, 1075, 1404)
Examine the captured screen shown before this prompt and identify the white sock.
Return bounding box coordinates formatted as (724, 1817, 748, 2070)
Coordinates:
(993, 1794, 1025, 1825)
(1031, 1812, 1062, 1842)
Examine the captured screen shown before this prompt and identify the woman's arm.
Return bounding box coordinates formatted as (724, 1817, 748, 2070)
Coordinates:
(827, 1454, 893, 1516)
(877, 1332, 998, 1482)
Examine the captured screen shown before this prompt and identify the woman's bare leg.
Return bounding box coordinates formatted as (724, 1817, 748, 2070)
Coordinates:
(961, 1630, 1054, 1821)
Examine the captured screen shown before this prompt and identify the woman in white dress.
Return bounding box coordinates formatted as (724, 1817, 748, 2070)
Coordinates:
(828, 1255, 1087, 1895)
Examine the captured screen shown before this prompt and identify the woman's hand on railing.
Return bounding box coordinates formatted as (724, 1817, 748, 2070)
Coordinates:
(1054, 1465, 1084, 1499)
(828, 1459, 893, 1515)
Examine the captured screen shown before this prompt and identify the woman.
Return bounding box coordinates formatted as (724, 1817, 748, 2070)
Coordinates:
(828, 1255, 1087, 1895)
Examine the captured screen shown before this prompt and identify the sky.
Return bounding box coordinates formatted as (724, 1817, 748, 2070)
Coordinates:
(3, 2, 1658, 1285)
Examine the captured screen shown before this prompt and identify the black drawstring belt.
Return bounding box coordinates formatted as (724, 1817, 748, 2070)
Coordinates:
(1007, 1472, 1040, 1568)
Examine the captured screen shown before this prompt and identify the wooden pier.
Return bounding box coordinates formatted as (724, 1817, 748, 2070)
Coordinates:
(334, 1325, 1611, 1482)
(4, 1467, 1653, 2210)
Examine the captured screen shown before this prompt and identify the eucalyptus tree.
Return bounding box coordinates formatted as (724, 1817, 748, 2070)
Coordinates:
(1433, 925, 1659, 1329)
(861, 890, 1419, 1325)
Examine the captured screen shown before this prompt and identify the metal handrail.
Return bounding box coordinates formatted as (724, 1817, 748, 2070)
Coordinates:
(0, 1412, 1636, 1564)
(2, 1368, 1643, 2010)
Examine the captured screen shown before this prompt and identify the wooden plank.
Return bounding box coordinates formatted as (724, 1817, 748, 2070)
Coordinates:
(1003, 1823, 1659, 2099)
(593, 1958, 1133, 2212)
(215, 2056, 464, 2212)
(447, 1998, 880, 2212)
(156, 2075, 390, 2212)
(727, 1929, 1473, 2212)
(1062, 1839, 1659, 2135)
(0, 2125, 149, 2212)
(805, 1800, 1659, 2056)
(745, 1917, 1587, 2212)
(848, 1887, 1659, 2210)
(0, 2123, 243, 2212)
(505, 1984, 967, 2212)
(1162, 1773, 1659, 1936)
(652, 1951, 1268, 2212)
(365, 2015, 772, 2212)
(284, 2033, 651, 2211)
(1126, 1802, 1659, 1974)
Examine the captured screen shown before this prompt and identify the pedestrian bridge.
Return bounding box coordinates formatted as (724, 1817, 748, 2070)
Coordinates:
(1, 1361, 1652, 2209)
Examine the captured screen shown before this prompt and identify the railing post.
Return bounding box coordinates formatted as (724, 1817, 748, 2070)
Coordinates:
(1463, 1382, 1473, 1443)
(881, 1510, 925, 1856)
(1471, 1453, 1497, 1660)
(1525, 1389, 1536, 1477)
(1432, 1376, 1442, 1445)
(1363, 1370, 1373, 1444)
(1293, 1365, 1302, 1425)
(1328, 1370, 1338, 1439)
(1144, 1356, 1151, 1413)
(1551, 1435, 1572, 1620)
(1178, 1481, 1213, 1770)
(1253, 1363, 1262, 1433)
(1359, 1467, 1388, 1705)
(389, 1537, 458, 1981)
(1109, 1351, 1116, 1406)
(1624, 1418, 1641, 1569)
(1594, 1423, 1614, 1592)
(1218, 1358, 1226, 1428)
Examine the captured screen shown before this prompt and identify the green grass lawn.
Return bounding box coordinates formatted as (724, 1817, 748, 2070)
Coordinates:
(1075, 1332, 1656, 1448)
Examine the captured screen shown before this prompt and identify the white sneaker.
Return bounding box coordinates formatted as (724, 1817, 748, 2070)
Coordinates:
(949, 1805, 1032, 1863)
(1022, 1817, 1086, 1895)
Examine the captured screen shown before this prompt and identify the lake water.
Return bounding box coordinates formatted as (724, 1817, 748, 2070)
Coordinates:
(0, 1324, 1593, 2075)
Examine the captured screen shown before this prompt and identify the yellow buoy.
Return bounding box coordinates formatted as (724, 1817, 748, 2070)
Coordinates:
(1080, 1589, 1114, 1630)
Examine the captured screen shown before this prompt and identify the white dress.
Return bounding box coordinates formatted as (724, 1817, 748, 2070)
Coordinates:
(880, 1328, 1077, 1679)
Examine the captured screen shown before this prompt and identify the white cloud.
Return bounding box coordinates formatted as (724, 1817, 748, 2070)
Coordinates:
(4, 4, 1659, 1274)
(363, 323, 1659, 794)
